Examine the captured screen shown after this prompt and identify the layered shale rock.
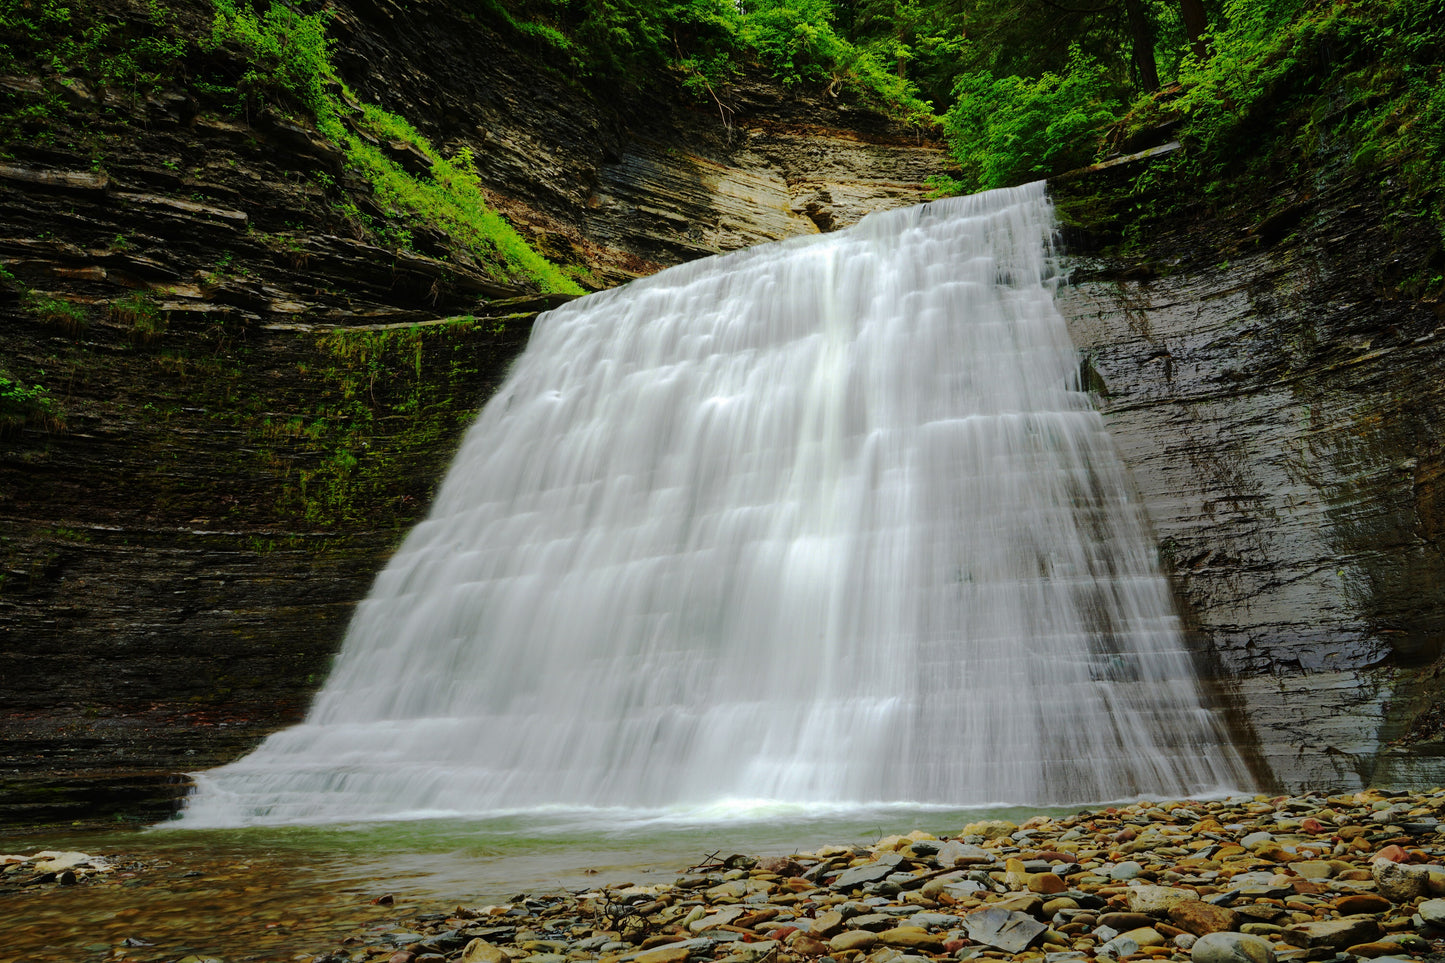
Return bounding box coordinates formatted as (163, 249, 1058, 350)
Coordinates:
(1053, 167, 1445, 792)
(0, 0, 942, 823)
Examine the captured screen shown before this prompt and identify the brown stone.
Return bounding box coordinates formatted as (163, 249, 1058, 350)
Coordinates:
(1333, 894, 1392, 915)
(827, 931, 878, 953)
(635, 946, 692, 963)
(1169, 901, 1240, 936)
(1028, 872, 1067, 894)
(876, 927, 944, 952)
(1282, 917, 1383, 949)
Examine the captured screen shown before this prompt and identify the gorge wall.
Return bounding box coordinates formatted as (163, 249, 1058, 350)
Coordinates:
(0, 0, 943, 824)
(1052, 166, 1445, 793)
(3, 0, 1444, 826)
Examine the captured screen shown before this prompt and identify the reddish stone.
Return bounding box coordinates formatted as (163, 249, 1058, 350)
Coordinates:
(1334, 894, 1393, 914)
(1377, 844, 1408, 863)
(943, 940, 968, 953)
(1301, 817, 1326, 834)
(787, 935, 828, 957)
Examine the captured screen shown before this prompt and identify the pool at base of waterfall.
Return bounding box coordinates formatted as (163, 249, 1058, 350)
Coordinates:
(9, 803, 1055, 962)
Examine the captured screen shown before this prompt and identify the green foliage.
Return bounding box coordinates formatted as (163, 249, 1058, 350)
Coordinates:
(209, 0, 582, 295)
(0, 0, 187, 91)
(23, 292, 89, 336)
(0, 372, 59, 436)
(1166, 0, 1445, 235)
(111, 290, 168, 345)
(942, 47, 1120, 191)
(205, 0, 331, 113)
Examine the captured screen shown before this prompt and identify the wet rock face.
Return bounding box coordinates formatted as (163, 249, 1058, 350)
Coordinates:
(1053, 177, 1445, 791)
(0, 0, 942, 824)
(327, 1, 944, 284)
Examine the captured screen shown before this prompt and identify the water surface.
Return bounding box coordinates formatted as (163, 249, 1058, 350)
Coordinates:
(11, 803, 1059, 962)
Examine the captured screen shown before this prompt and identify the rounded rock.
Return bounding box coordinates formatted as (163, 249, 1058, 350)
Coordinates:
(1191, 932, 1277, 963)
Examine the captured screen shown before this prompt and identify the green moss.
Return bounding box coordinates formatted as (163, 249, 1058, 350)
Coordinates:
(206, 0, 583, 296)
(110, 290, 168, 345)
(226, 318, 502, 530)
(23, 292, 89, 336)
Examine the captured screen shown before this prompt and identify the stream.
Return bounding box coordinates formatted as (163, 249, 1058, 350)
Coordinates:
(6, 803, 1055, 962)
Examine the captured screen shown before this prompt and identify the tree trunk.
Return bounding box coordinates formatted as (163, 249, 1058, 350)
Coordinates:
(1180, 0, 1210, 61)
(1122, 0, 1160, 92)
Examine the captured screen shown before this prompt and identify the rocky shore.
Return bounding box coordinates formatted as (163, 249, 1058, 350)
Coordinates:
(301, 791, 1445, 963)
(11, 790, 1445, 963)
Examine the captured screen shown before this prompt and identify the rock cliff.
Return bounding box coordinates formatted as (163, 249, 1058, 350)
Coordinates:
(4, 0, 1444, 827)
(0, 0, 944, 823)
(1052, 162, 1445, 792)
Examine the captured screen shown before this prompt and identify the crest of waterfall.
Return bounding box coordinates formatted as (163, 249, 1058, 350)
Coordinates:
(180, 182, 1247, 826)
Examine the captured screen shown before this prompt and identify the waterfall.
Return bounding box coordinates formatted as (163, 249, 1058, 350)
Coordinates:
(180, 183, 1247, 826)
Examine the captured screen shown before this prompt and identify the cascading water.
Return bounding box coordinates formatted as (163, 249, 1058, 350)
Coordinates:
(180, 183, 1247, 826)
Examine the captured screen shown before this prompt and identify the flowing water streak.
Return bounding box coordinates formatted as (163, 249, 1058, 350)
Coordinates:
(182, 183, 1246, 826)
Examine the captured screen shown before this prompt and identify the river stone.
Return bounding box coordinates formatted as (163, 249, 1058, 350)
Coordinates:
(964, 906, 1046, 953)
(690, 907, 746, 932)
(1121, 927, 1167, 948)
(876, 927, 944, 952)
(829, 931, 879, 953)
(1097, 935, 1140, 959)
(935, 841, 991, 866)
(706, 880, 749, 901)
(993, 893, 1043, 917)
(634, 947, 692, 963)
(1128, 886, 1198, 915)
(33, 851, 104, 873)
(1372, 859, 1429, 902)
(1240, 832, 1275, 851)
(1282, 916, 1382, 948)
(1028, 872, 1067, 895)
(832, 853, 905, 891)
(940, 880, 988, 900)
(962, 820, 1018, 840)
(1347, 942, 1414, 958)
(849, 914, 897, 931)
(1104, 861, 1143, 880)
(811, 911, 845, 938)
(1333, 893, 1392, 915)
(1415, 898, 1445, 928)
(1292, 861, 1333, 879)
(462, 938, 508, 962)
(1191, 932, 1277, 963)
(787, 934, 828, 957)
(906, 913, 960, 929)
(1169, 901, 1239, 936)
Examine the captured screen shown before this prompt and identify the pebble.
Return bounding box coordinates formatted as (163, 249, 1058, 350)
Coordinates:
(126, 789, 1445, 963)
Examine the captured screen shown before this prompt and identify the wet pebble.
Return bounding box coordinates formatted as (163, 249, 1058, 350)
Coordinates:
(271, 790, 1445, 963)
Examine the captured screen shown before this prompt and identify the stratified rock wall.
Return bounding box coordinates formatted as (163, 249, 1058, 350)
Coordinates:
(326, 0, 943, 283)
(0, 0, 944, 824)
(1054, 174, 1445, 791)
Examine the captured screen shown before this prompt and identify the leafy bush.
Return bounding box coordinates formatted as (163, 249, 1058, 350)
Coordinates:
(206, 0, 331, 113)
(1165, 0, 1445, 238)
(0, 0, 186, 89)
(24, 292, 89, 336)
(0, 373, 59, 436)
(941, 47, 1121, 191)
(208, 0, 583, 295)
